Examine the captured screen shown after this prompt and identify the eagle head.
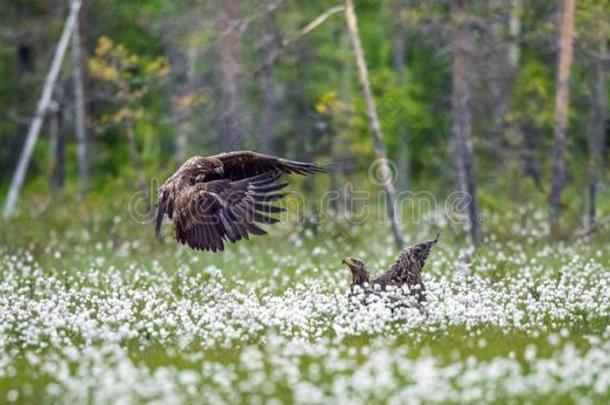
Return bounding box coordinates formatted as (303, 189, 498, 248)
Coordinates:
(342, 257, 370, 285)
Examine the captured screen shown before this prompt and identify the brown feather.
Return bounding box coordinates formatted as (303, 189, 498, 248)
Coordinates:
(344, 236, 439, 304)
(155, 151, 325, 252)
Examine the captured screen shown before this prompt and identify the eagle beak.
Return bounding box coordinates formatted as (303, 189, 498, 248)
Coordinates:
(342, 258, 351, 266)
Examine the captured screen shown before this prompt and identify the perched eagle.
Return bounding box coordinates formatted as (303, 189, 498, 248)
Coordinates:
(155, 151, 325, 252)
(342, 234, 439, 303)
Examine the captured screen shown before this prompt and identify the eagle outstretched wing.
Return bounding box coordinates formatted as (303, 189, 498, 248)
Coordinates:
(173, 171, 287, 252)
(155, 151, 326, 252)
(211, 151, 326, 180)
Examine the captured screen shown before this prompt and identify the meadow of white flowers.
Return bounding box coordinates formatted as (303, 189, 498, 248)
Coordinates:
(0, 212, 609, 403)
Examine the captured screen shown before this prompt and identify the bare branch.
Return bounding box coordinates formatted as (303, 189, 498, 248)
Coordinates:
(255, 5, 345, 74)
(282, 5, 345, 48)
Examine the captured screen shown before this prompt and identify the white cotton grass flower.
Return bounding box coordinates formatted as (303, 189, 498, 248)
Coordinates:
(0, 220, 608, 403)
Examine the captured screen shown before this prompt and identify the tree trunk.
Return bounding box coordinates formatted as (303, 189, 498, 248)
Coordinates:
(397, 144, 409, 191)
(216, 0, 244, 151)
(126, 120, 148, 199)
(3, 0, 82, 218)
(508, 0, 522, 70)
(175, 40, 197, 162)
(392, 0, 407, 85)
(344, 0, 406, 248)
(329, 131, 341, 214)
(507, 0, 541, 186)
(487, 0, 510, 141)
(259, 3, 281, 154)
(72, 9, 89, 198)
(329, 31, 355, 216)
(49, 100, 66, 194)
(293, 39, 317, 216)
(392, 0, 410, 191)
(550, 0, 576, 223)
(587, 33, 607, 228)
(451, 0, 480, 244)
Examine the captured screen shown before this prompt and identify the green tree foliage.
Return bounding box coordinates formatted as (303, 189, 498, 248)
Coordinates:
(0, 0, 608, 228)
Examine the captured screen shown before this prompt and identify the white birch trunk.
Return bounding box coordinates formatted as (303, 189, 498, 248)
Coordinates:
(344, 0, 406, 248)
(3, 0, 82, 217)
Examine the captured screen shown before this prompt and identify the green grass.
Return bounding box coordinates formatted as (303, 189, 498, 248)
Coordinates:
(0, 187, 608, 403)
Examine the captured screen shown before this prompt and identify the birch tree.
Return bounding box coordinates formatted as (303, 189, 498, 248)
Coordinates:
(550, 0, 577, 224)
(451, 0, 480, 244)
(344, 0, 406, 248)
(3, 0, 82, 218)
(585, 2, 608, 229)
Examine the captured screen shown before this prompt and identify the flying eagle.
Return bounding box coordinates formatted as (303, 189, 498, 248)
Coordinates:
(155, 151, 325, 252)
(342, 234, 439, 303)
